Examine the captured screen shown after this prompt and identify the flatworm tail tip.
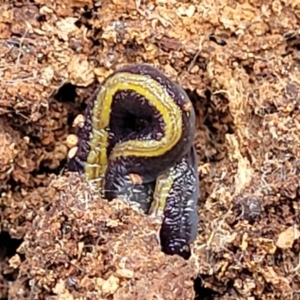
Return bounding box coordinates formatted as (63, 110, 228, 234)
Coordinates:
(162, 243, 192, 260)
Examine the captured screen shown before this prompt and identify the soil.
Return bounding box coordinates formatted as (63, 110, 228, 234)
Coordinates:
(0, 0, 300, 299)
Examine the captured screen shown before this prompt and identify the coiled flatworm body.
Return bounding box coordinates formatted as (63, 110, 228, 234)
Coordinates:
(68, 64, 199, 259)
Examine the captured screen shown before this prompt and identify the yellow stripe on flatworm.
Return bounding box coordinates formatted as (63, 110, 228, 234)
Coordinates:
(148, 167, 175, 217)
(85, 71, 183, 181)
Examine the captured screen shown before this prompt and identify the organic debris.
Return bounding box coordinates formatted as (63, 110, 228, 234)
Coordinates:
(9, 173, 197, 300)
(0, 0, 300, 299)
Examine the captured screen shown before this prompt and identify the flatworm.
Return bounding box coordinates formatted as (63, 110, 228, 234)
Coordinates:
(68, 64, 199, 259)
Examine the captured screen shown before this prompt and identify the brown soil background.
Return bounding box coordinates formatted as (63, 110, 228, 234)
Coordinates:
(0, 0, 300, 299)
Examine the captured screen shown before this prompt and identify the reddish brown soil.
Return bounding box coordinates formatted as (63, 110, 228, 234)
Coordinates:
(0, 1, 300, 299)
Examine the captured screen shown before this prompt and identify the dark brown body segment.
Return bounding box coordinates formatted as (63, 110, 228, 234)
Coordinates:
(67, 87, 100, 173)
(159, 146, 199, 259)
(67, 64, 199, 259)
(103, 64, 196, 201)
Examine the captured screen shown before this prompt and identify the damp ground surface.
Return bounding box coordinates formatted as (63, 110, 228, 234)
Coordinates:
(0, 0, 300, 299)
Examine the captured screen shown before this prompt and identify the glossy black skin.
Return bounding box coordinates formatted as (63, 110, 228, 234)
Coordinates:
(68, 64, 196, 184)
(103, 64, 196, 200)
(104, 169, 155, 213)
(159, 146, 199, 260)
(67, 87, 100, 173)
(67, 64, 199, 259)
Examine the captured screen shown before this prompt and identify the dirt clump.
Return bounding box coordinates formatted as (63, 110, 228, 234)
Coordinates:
(0, 0, 300, 299)
(8, 173, 197, 299)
